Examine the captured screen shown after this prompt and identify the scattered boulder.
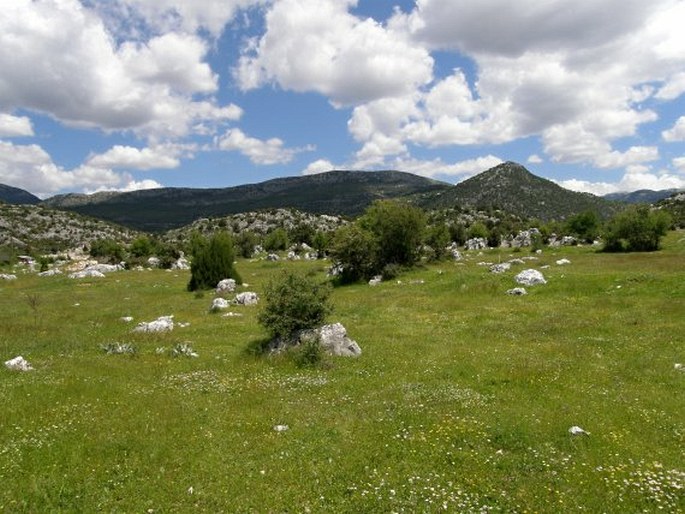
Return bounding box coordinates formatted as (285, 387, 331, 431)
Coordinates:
(568, 425, 590, 436)
(506, 287, 527, 296)
(0, 274, 17, 281)
(515, 269, 547, 286)
(266, 253, 280, 261)
(489, 263, 511, 274)
(120, 316, 134, 323)
(171, 255, 190, 270)
(69, 269, 105, 279)
(287, 251, 300, 260)
(211, 298, 230, 311)
(38, 269, 62, 277)
(235, 292, 259, 306)
(133, 315, 174, 333)
(675, 363, 684, 372)
(270, 323, 361, 357)
(368, 275, 382, 286)
(556, 258, 571, 265)
(216, 278, 237, 295)
(273, 424, 289, 432)
(507, 258, 525, 265)
(465, 237, 488, 250)
(5, 355, 33, 371)
(147, 257, 161, 268)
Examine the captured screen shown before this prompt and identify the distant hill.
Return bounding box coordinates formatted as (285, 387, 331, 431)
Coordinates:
(0, 184, 41, 205)
(603, 189, 681, 204)
(0, 203, 140, 254)
(42, 170, 451, 232)
(418, 161, 619, 220)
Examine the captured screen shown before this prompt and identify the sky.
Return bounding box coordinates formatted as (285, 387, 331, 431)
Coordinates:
(1, 0, 685, 199)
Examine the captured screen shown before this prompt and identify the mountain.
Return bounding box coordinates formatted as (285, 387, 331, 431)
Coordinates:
(0, 184, 41, 205)
(604, 189, 681, 204)
(42, 170, 451, 232)
(418, 161, 619, 220)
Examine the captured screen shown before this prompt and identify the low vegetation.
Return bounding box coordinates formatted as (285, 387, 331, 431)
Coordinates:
(1, 229, 683, 512)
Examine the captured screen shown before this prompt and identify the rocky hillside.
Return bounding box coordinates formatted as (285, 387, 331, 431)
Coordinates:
(419, 161, 620, 220)
(0, 184, 41, 205)
(164, 208, 347, 244)
(0, 203, 141, 254)
(42, 170, 450, 232)
(656, 192, 685, 228)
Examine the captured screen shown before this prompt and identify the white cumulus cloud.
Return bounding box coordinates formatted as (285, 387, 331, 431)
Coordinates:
(0, 113, 34, 137)
(235, 0, 433, 106)
(86, 144, 190, 170)
(216, 128, 312, 165)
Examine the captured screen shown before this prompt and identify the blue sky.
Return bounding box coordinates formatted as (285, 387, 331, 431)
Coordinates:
(1, 0, 685, 198)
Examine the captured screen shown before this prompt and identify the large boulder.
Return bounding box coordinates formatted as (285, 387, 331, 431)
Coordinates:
(69, 269, 105, 279)
(270, 323, 361, 357)
(515, 269, 547, 286)
(318, 323, 362, 357)
(465, 237, 488, 250)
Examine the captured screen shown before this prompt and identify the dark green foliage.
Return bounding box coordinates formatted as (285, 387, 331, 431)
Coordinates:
(288, 223, 315, 246)
(187, 232, 241, 291)
(264, 228, 288, 252)
(448, 223, 467, 246)
(360, 200, 426, 268)
(293, 335, 326, 368)
(235, 231, 259, 258)
(89, 238, 125, 263)
(312, 231, 330, 256)
(329, 224, 379, 283)
(129, 236, 155, 258)
(566, 211, 600, 243)
(467, 222, 489, 240)
(424, 223, 451, 261)
(603, 205, 672, 252)
(0, 245, 17, 266)
(258, 271, 332, 340)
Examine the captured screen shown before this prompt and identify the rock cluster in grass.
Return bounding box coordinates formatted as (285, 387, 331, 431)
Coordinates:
(4, 355, 33, 371)
(465, 237, 488, 250)
(269, 322, 362, 357)
(489, 263, 511, 274)
(506, 287, 527, 296)
(515, 269, 546, 286)
(0, 273, 17, 280)
(133, 315, 174, 333)
(235, 292, 259, 306)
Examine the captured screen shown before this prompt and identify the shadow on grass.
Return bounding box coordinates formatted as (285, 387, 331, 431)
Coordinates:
(243, 336, 273, 357)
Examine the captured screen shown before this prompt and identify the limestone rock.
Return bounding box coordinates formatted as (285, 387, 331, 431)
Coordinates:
(235, 292, 259, 306)
(490, 263, 511, 274)
(506, 287, 527, 296)
(515, 269, 546, 286)
(69, 269, 105, 279)
(5, 355, 33, 371)
(211, 298, 230, 311)
(133, 315, 174, 333)
(216, 278, 236, 295)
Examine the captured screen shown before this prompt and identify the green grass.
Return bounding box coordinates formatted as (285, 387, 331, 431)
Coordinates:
(1, 233, 684, 512)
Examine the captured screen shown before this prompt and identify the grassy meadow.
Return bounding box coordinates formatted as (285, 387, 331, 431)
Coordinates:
(1, 232, 684, 512)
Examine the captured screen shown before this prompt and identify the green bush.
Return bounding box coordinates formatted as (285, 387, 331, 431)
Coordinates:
(566, 211, 600, 243)
(187, 232, 241, 291)
(329, 224, 379, 283)
(258, 270, 332, 340)
(235, 231, 259, 258)
(603, 205, 671, 252)
(424, 223, 451, 261)
(264, 228, 289, 252)
(89, 238, 124, 263)
(360, 200, 426, 268)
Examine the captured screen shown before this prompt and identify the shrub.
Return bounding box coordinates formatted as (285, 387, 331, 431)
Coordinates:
(89, 238, 125, 263)
(187, 232, 242, 291)
(264, 228, 289, 252)
(329, 224, 378, 283)
(603, 206, 672, 252)
(424, 223, 451, 261)
(566, 211, 600, 243)
(360, 200, 426, 268)
(258, 270, 332, 340)
(235, 231, 259, 258)
(467, 222, 489, 240)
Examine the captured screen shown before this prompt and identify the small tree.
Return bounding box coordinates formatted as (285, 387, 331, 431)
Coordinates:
(329, 224, 378, 283)
(424, 223, 451, 261)
(258, 271, 332, 340)
(566, 211, 600, 243)
(187, 232, 241, 291)
(603, 205, 671, 252)
(264, 228, 289, 252)
(235, 231, 259, 258)
(360, 200, 426, 268)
